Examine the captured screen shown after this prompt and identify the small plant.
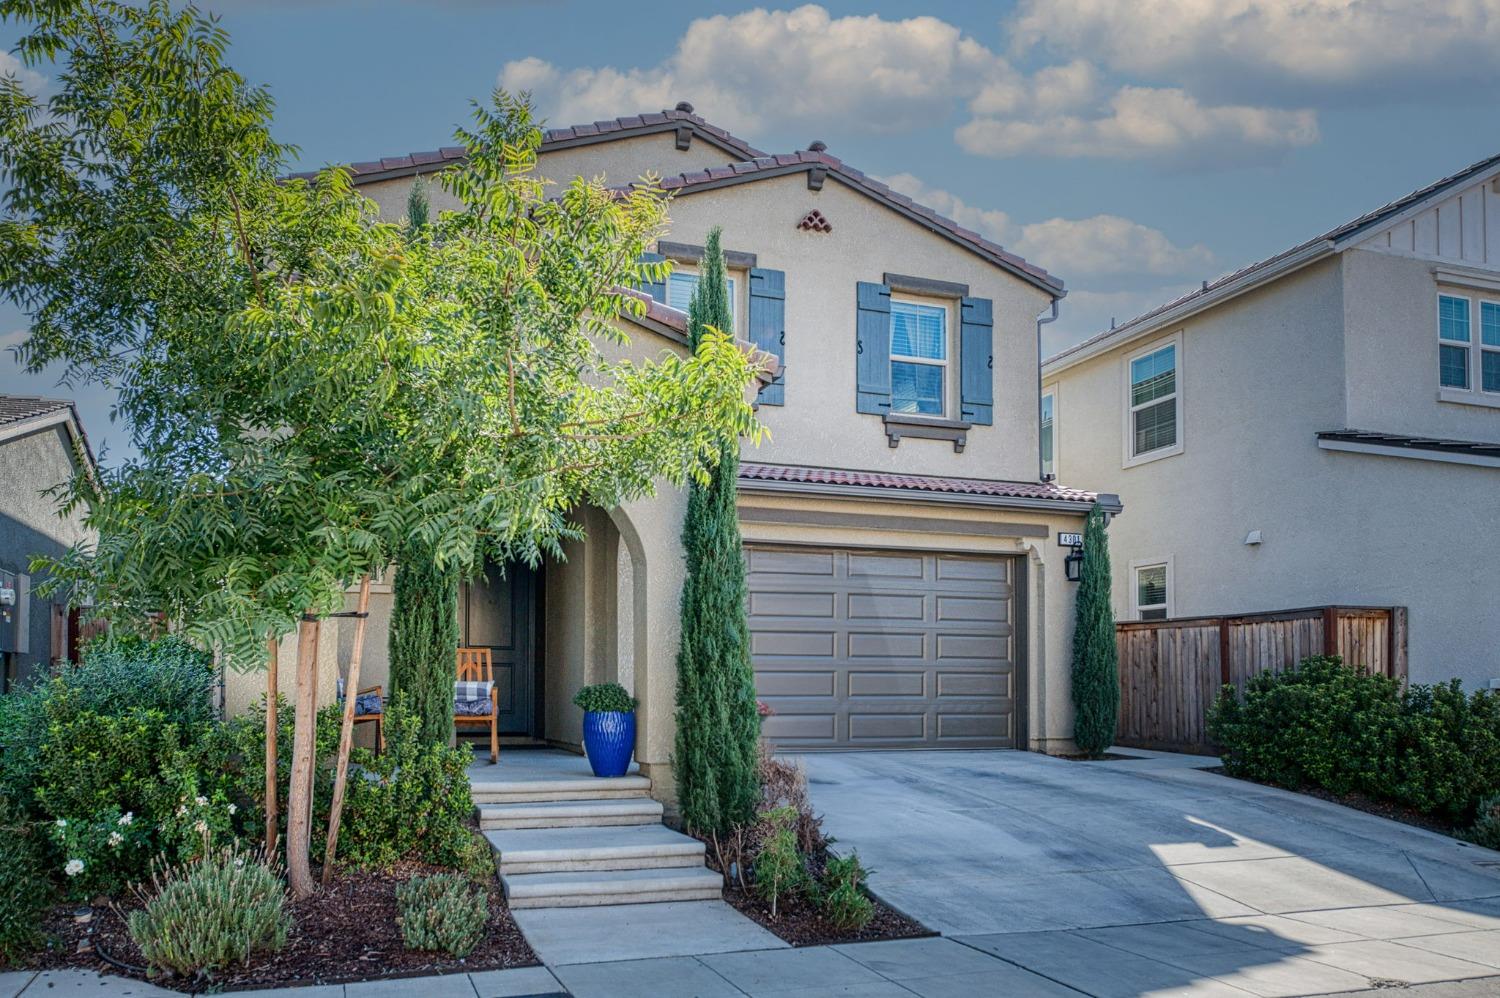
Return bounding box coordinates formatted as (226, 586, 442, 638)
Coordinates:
(457, 829, 498, 883)
(48, 806, 151, 898)
(819, 852, 874, 930)
(0, 799, 53, 964)
(1464, 794, 1500, 850)
(752, 806, 810, 919)
(395, 873, 488, 957)
(127, 846, 290, 977)
(573, 682, 637, 714)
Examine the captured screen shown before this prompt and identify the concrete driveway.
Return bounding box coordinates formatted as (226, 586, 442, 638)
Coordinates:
(803, 748, 1500, 997)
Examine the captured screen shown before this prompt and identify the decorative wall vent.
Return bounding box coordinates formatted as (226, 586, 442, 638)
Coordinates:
(797, 209, 832, 233)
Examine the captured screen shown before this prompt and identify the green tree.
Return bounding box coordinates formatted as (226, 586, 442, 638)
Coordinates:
(1071, 505, 1119, 756)
(388, 554, 459, 747)
(673, 228, 762, 855)
(2, 1, 764, 896)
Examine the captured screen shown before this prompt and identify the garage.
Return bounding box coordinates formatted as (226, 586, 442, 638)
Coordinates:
(746, 544, 1024, 750)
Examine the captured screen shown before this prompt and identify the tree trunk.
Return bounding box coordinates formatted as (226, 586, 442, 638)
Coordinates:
(322, 576, 372, 884)
(265, 636, 279, 856)
(286, 613, 321, 899)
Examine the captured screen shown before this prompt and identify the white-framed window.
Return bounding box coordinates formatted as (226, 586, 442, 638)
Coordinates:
(1438, 293, 1472, 390)
(1481, 301, 1500, 394)
(1040, 389, 1056, 478)
(667, 270, 736, 325)
(1130, 558, 1172, 621)
(890, 298, 950, 417)
(1123, 333, 1183, 466)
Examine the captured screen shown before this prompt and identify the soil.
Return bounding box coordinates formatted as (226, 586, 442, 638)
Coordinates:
(22, 861, 538, 993)
(1207, 767, 1462, 838)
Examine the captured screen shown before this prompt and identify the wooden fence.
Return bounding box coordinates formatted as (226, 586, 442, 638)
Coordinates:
(1115, 605, 1408, 754)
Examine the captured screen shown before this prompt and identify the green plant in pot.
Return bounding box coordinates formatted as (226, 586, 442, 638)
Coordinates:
(573, 683, 638, 778)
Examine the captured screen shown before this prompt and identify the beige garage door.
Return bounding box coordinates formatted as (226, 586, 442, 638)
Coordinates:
(746, 544, 1023, 750)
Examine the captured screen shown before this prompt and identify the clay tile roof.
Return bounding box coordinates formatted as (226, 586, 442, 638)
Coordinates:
(0, 395, 74, 427)
(738, 462, 1114, 509)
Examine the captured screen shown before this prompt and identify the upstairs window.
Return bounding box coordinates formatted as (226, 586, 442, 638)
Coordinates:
(667, 270, 736, 325)
(1439, 294, 1471, 389)
(890, 300, 948, 416)
(1133, 562, 1170, 621)
(1128, 341, 1179, 460)
(1041, 391, 1056, 478)
(1482, 302, 1500, 393)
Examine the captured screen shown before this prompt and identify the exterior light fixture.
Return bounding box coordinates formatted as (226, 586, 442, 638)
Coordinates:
(1064, 544, 1084, 583)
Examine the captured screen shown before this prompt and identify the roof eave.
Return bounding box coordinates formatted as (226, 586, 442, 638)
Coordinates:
(735, 475, 1118, 516)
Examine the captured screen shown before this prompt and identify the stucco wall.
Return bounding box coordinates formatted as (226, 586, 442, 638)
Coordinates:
(1050, 255, 1500, 689)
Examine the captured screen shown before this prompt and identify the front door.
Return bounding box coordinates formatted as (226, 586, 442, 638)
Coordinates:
(460, 560, 538, 737)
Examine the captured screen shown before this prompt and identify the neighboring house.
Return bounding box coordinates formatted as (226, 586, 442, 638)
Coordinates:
(228, 104, 1121, 796)
(0, 396, 96, 691)
(1043, 153, 1500, 692)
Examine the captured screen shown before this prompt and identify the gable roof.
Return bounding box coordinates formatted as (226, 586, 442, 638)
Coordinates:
(738, 461, 1120, 515)
(0, 394, 97, 471)
(302, 107, 1063, 297)
(1045, 149, 1500, 374)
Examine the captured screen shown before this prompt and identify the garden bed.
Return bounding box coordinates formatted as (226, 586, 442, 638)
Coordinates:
(1207, 767, 1461, 839)
(21, 861, 538, 993)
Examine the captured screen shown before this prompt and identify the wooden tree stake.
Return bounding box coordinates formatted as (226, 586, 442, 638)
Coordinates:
(286, 613, 321, 899)
(322, 575, 373, 885)
(265, 636, 280, 855)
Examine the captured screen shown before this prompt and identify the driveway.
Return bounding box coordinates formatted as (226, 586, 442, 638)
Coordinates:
(803, 748, 1500, 997)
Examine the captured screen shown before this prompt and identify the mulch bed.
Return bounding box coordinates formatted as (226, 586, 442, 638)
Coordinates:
(22, 861, 538, 994)
(1207, 767, 1461, 838)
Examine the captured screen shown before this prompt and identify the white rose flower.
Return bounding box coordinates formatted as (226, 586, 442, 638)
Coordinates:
(227, 803, 237, 815)
(195, 796, 208, 807)
(65, 859, 84, 877)
(118, 812, 134, 826)
(108, 831, 124, 847)
(55, 818, 67, 828)
(176, 805, 187, 817)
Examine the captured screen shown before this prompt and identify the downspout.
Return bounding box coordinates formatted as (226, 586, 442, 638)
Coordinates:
(1036, 298, 1060, 482)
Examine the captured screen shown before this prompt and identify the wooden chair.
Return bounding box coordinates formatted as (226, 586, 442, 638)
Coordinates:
(454, 647, 499, 764)
(341, 680, 385, 755)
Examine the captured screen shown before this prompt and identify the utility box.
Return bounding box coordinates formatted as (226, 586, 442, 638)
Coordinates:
(0, 570, 27, 655)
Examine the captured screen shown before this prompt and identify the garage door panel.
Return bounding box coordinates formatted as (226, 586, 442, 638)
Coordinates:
(748, 544, 1020, 750)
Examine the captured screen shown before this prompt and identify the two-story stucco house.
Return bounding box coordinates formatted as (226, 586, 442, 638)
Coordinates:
(225, 104, 1122, 794)
(1043, 153, 1500, 692)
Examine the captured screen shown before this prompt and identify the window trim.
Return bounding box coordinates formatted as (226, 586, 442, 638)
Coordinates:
(1129, 556, 1174, 621)
(888, 294, 956, 419)
(1121, 331, 1184, 469)
(1040, 385, 1058, 479)
(1436, 290, 1500, 405)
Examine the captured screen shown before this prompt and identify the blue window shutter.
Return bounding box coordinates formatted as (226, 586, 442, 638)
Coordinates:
(749, 268, 786, 405)
(638, 252, 667, 303)
(856, 282, 892, 414)
(959, 296, 994, 425)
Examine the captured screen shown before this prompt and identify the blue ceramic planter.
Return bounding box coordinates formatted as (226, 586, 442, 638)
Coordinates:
(582, 710, 636, 777)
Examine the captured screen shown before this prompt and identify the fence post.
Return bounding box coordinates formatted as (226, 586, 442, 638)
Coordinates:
(1321, 606, 1337, 660)
(1389, 607, 1408, 682)
(1218, 618, 1231, 688)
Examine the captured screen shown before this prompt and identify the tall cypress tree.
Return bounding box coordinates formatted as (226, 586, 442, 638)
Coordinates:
(385, 176, 459, 748)
(1070, 505, 1119, 756)
(673, 228, 762, 843)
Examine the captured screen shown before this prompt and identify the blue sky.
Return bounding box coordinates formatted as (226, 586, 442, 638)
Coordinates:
(5, 0, 1500, 462)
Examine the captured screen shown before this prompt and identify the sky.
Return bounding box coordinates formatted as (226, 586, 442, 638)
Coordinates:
(5, 0, 1500, 463)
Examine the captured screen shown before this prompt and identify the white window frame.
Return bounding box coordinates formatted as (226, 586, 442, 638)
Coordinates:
(888, 294, 956, 419)
(1121, 331, 1184, 468)
(1129, 556, 1174, 621)
(1436, 288, 1500, 409)
(1040, 385, 1058, 479)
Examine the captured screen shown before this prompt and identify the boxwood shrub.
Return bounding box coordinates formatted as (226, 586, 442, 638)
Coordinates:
(1207, 656, 1500, 824)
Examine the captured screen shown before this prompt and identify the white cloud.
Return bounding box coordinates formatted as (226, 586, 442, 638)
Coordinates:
(502, 4, 1312, 165)
(958, 86, 1317, 164)
(501, 5, 1009, 135)
(0, 329, 27, 349)
(877, 173, 1213, 285)
(1010, 0, 1500, 104)
(0, 51, 46, 96)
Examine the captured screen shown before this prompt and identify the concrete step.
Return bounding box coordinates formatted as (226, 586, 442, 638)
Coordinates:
(478, 796, 664, 830)
(501, 865, 723, 909)
(485, 823, 706, 875)
(470, 773, 652, 804)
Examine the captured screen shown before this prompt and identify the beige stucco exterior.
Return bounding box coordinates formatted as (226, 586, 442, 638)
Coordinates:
(1045, 172, 1500, 692)
(225, 117, 1097, 796)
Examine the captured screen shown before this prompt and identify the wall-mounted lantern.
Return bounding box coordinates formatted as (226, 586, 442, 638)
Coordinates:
(1059, 531, 1085, 583)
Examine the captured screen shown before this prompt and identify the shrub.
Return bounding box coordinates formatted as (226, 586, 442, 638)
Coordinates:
(395, 873, 488, 957)
(752, 806, 810, 919)
(127, 847, 290, 978)
(1208, 656, 1500, 823)
(1070, 505, 1118, 757)
(0, 798, 53, 965)
(388, 551, 460, 748)
(573, 682, 637, 713)
(1463, 794, 1500, 851)
(819, 852, 874, 930)
(339, 697, 475, 869)
(456, 829, 497, 884)
(758, 744, 826, 857)
(48, 806, 151, 898)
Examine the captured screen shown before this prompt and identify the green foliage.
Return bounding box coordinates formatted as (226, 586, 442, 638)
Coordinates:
(1208, 656, 1500, 822)
(406, 174, 430, 232)
(48, 806, 152, 899)
(0, 797, 53, 965)
(127, 847, 290, 978)
(339, 696, 476, 869)
(1464, 794, 1500, 850)
(673, 227, 762, 840)
(35, 701, 180, 836)
(752, 806, 810, 919)
(573, 682, 638, 714)
(455, 829, 498, 884)
(395, 873, 488, 957)
(818, 853, 874, 930)
(389, 553, 460, 747)
(1070, 506, 1118, 757)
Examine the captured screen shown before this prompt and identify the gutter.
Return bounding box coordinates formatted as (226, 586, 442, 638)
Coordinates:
(1037, 299, 1059, 482)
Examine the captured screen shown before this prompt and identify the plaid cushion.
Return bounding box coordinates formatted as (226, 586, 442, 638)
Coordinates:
(336, 679, 382, 715)
(454, 698, 493, 716)
(454, 680, 493, 705)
